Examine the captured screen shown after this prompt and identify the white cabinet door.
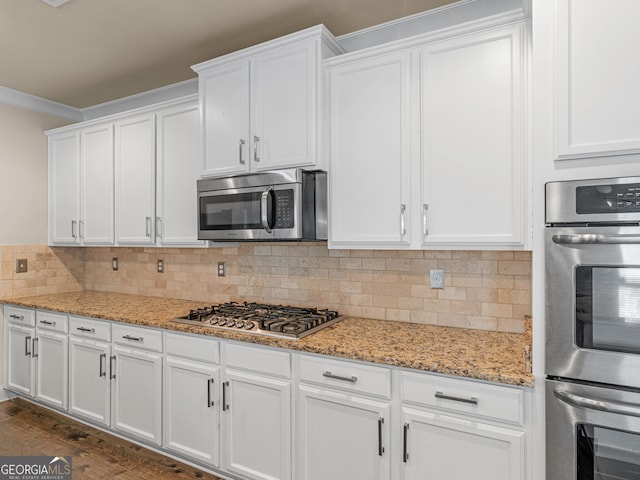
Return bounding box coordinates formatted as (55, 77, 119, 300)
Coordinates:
(296, 384, 391, 480)
(48, 131, 81, 245)
(554, 0, 640, 160)
(222, 368, 291, 480)
(421, 25, 525, 247)
(327, 51, 413, 248)
(111, 345, 162, 445)
(35, 329, 68, 410)
(115, 114, 156, 244)
(156, 102, 205, 246)
(253, 40, 316, 171)
(81, 124, 114, 245)
(200, 59, 251, 177)
(69, 336, 111, 426)
(6, 324, 35, 396)
(401, 407, 524, 480)
(164, 356, 220, 466)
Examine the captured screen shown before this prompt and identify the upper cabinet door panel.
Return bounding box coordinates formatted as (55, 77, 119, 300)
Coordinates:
(49, 132, 81, 245)
(200, 60, 250, 177)
(421, 26, 524, 247)
(555, 0, 640, 160)
(253, 40, 316, 171)
(115, 115, 156, 245)
(327, 51, 413, 247)
(81, 124, 114, 245)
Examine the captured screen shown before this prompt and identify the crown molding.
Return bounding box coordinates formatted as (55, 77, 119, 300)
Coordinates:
(0, 85, 83, 121)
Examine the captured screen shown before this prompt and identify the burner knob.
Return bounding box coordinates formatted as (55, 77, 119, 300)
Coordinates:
(217, 320, 227, 327)
(209, 318, 218, 325)
(226, 320, 236, 328)
(235, 321, 245, 328)
(245, 321, 255, 330)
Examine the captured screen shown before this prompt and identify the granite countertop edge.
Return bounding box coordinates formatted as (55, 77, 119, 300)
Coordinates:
(1, 291, 534, 388)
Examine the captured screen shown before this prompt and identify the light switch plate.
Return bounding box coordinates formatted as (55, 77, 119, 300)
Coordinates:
(430, 269, 444, 289)
(15, 259, 28, 273)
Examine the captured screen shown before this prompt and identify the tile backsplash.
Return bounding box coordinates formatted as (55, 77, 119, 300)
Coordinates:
(0, 244, 531, 333)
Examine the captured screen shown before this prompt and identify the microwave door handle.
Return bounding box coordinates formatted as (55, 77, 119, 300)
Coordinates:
(553, 234, 640, 245)
(261, 187, 273, 233)
(554, 389, 640, 418)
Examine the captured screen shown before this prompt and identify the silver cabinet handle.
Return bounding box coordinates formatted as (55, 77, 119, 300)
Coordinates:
(423, 204, 429, 236)
(400, 204, 406, 236)
(9, 314, 24, 321)
(79, 220, 85, 239)
(39, 320, 56, 327)
(253, 135, 261, 163)
(555, 389, 640, 417)
(110, 355, 116, 380)
(222, 381, 230, 411)
(32, 338, 38, 358)
(378, 417, 385, 456)
(71, 220, 77, 239)
(261, 186, 273, 233)
(99, 353, 106, 377)
(25, 336, 31, 356)
(403, 423, 409, 462)
(122, 334, 143, 342)
(155, 217, 162, 238)
(435, 391, 479, 405)
(239, 138, 246, 165)
(145, 216, 152, 238)
(207, 378, 214, 408)
(323, 371, 358, 383)
(553, 233, 640, 245)
(76, 326, 95, 334)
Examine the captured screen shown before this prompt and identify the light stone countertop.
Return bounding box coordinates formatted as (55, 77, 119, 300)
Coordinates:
(1, 291, 533, 387)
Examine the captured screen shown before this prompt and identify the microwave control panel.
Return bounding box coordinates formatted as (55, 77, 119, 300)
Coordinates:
(576, 183, 640, 214)
(274, 190, 295, 228)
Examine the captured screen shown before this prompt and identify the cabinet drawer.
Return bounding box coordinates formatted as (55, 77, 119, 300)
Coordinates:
(36, 311, 68, 333)
(224, 343, 290, 378)
(401, 371, 524, 426)
(299, 354, 391, 399)
(69, 316, 111, 342)
(165, 332, 220, 364)
(113, 323, 163, 352)
(5, 306, 35, 327)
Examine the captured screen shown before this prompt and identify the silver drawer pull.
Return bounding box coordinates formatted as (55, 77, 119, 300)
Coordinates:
(122, 334, 144, 342)
(323, 371, 358, 384)
(435, 391, 479, 405)
(39, 320, 56, 326)
(9, 314, 24, 321)
(76, 326, 95, 334)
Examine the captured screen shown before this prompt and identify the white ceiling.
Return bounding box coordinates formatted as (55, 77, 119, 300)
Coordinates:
(2, 0, 457, 108)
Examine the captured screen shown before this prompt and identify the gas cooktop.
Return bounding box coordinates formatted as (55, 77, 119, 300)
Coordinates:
(171, 301, 342, 339)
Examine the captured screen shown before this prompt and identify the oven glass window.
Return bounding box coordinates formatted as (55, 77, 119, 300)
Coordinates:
(200, 192, 273, 230)
(577, 424, 640, 479)
(576, 266, 640, 354)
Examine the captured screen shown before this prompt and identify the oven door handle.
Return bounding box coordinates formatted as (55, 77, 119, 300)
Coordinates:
(261, 186, 274, 233)
(552, 233, 640, 245)
(554, 389, 640, 418)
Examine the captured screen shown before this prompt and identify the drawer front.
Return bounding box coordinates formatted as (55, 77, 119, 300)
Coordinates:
(401, 371, 524, 425)
(165, 332, 220, 364)
(224, 343, 290, 378)
(113, 323, 163, 352)
(69, 316, 111, 342)
(36, 311, 68, 333)
(299, 354, 391, 399)
(5, 306, 35, 327)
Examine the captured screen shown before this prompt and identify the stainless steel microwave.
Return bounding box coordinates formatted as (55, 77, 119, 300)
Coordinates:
(197, 168, 327, 241)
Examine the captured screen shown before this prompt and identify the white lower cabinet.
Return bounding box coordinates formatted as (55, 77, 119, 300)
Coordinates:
(6, 323, 36, 397)
(34, 312, 69, 410)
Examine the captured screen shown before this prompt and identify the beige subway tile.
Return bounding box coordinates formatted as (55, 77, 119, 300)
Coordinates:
(329, 249, 351, 258)
(398, 251, 424, 259)
(362, 258, 386, 271)
(514, 251, 532, 261)
(374, 250, 399, 258)
(373, 271, 398, 283)
(280, 277, 299, 289)
(452, 251, 483, 260)
(482, 275, 514, 289)
(466, 288, 499, 303)
(424, 250, 452, 259)
(289, 246, 309, 257)
(410, 259, 439, 274)
(450, 274, 482, 288)
(410, 285, 437, 298)
(466, 260, 499, 274)
(514, 304, 532, 319)
(349, 250, 374, 258)
(437, 312, 467, 328)
(340, 258, 362, 270)
(350, 293, 373, 307)
(340, 305, 363, 317)
(271, 288, 290, 300)
(498, 289, 531, 305)
(481, 251, 515, 260)
(362, 306, 386, 320)
(328, 269, 350, 281)
(317, 279, 339, 292)
(308, 246, 329, 257)
(253, 245, 272, 256)
(411, 310, 438, 325)
(373, 295, 397, 308)
(386, 259, 411, 272)
(451, 300, 482, 316)
(514, 277, 532, 290)
(424, 298, 451, 313)
(397, 296, 424, 310)
(467, 316, 498, 331)
(436, 259, 468, 274)
(299, 256, 320, 268)
(498, 260, 531, 276)
(350, 270, 374, 282)
(497, 318, 525, 333)
(289, 289, 312, 302)
(237, 286, 255, 297)
(299, 278, 319, 290)
(482, 302, 513, 318)
(386, 309, 411, 322)
(339, 281, 362, 294)
(437, 286, 466, 301)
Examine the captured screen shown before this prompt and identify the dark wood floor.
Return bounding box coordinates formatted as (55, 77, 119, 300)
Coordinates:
(0, 397, 223, 480)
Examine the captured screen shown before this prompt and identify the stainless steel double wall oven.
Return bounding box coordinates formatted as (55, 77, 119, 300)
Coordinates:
(546, 177, 640, 480)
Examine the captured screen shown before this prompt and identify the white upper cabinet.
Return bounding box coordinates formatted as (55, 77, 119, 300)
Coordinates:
(554, 0, 640, 160)
(420, 25, 525, 247)
(193, 25, 344, 177)
(48, 131, 81, 245)
(328, 51, 414, 248)
(327, 23, 529, 250)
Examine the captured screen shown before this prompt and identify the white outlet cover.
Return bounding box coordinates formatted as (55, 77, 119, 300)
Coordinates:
(429, 269, 445, 289)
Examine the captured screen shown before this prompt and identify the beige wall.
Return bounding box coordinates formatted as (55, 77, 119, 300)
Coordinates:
(0, 103, 69, 245)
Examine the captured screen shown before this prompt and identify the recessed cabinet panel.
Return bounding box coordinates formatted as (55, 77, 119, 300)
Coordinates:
(35, 330, 68, 410)
(49, 132, 81, 245)
(421, 26, 524, 246)
(328, 51, 413, 247)
(6, 324, 35, 396)
(555, 0, 640, 159)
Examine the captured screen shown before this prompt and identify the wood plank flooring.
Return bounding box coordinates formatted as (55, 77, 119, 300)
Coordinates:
(0, 397, 224, 480)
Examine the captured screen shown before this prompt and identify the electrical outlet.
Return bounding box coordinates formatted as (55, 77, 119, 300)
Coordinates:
(157, 259, 165, 273)
(15, 259, 28, 273)
(112, 257, 119, 271)
(218, 262, 226, 277)
(430, 269, 445, 289)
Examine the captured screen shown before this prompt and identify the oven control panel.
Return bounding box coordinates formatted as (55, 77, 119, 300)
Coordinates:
(577, 183, 640, 214)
